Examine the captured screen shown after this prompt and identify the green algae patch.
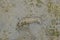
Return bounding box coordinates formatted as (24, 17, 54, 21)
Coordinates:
(47, 1, 53, 13)
(36, 0, 43, 4)
(47, 0, 60, 18)
(45, 25, 60, 40)
(36, 0, 44, 7)
(47, 27, 60, 37)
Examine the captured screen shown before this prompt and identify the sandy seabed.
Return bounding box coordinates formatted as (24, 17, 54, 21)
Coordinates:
(0, 0, 60, 40)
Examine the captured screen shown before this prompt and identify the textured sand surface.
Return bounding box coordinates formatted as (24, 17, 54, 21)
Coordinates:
(0, 0, 60, 40)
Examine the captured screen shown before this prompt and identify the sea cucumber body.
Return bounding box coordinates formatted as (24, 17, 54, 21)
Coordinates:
(20, 17, 41, 25)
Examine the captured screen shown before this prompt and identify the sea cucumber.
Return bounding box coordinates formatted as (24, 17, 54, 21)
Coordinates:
(16, 16, 42, 31)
